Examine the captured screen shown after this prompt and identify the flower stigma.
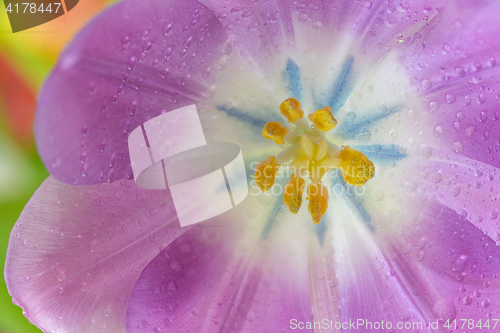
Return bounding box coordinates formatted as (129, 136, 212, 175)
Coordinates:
(255, 98, 375, 224)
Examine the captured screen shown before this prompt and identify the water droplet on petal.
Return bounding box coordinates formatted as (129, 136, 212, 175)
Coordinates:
(127, 57, 136, 71)
(163, 23, 173, 36)
(446, 94, 456, 104)
(465, 124, 475, 137)
(450, 185, 461, 197)
(429, 101, 439, 113)
(434, 126, 444, 136)
(170, 260, 182, 271)
(433, 299, 456, 321)
(455, 66, 465, 77)
(421, 79, 432, 90)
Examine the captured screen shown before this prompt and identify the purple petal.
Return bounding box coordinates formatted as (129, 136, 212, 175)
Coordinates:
(200, 0, 444, 71)
(389, 199, 500, 325)
(330, 193, 500, 331)
(36, 0, 229, 185)
(401, 0, 500, 167)
(330, 211, 432, 331)
(199, 0, 294, 71)
(126, 223, 313, 332)
(415, 149, 500, 244)
(5, 177, 186, 333)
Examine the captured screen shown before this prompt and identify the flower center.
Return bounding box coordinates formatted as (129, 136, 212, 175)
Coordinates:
(255, 98, 375, 224)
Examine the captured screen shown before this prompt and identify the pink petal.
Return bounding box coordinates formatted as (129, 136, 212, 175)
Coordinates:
(415, 149, 500, 244)
(200, 0, 445, 71)
(5, 177, 186, 333)
(36, 0, 229, 185)
(401, 0, 500, 168)
(126, 218, 313, 332)
(389, 198, 500, 326)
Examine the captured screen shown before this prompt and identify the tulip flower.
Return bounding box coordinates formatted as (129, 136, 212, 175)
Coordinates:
(5, 0, 500, 332)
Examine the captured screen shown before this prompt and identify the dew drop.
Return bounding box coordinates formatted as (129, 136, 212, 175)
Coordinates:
(455, 66, 465, 77)
(170, 260, 183, 271)
(477, 94, 486, 104)
(127, 57, 136, 71)
(432, 299, 456, 321)
(421, 79, 432, 90)
(81, 164, 88, 177)
(246, 311, 256, 322)
(363, 0, 373, 9)
(81, 126, 88, 137)
(248, 22, 258, 31)
(465, 124, 475, 137)
(434, 126, 444, 136)
(446, 93, 456, 104)
(453, 255, 467, 272)
(163, 23, 173, 36)
(127, 101, 138, 116)
(463, 95, 471, 105)
(429, 101, 439, 113)
(450, 185, 461, 197)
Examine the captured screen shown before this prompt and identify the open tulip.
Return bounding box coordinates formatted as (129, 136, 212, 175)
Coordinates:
(5, 0, 500, 332)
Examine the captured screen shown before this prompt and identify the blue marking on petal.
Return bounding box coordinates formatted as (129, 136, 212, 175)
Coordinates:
(338, 105, 403, 140)
(352, 144, 408, 163)
(282, 59, 303, 101)
(217, 105, 273, 129)
(329, 170, 374, 231)
(314, 56, 355, 114)
(313, 214, 328, 245)
(261, 195, 284, 240)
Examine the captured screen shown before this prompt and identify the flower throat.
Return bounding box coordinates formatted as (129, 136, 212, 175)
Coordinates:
(255, 98, 375, 224)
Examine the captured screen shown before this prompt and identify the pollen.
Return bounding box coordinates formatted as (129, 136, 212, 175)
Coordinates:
(262, 121, 289, 145)
(283, 173, 305, 214)
(254, 98, 375, 223)
(308, 106, 337, 132)
(254, 156, 281, 192)
(337, 146, 375, 187)
(307, 183, 329, 224)
(279, 98, 304, 123)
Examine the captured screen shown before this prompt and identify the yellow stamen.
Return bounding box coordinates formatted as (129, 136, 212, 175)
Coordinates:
(279, 98, 304, 123)
(254, 156, 281, 191)
(337, 146, 375, 186)
(307, 183, 329, 224)
(308, 106, 337, 132)
(254, 98, 375, 224)
(313, 139, 328, 160)
(283, 173, 305, 214)
(291, 137, 340, 183)
(262, 121, 289, 145)
(296, 134, 314, 160)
